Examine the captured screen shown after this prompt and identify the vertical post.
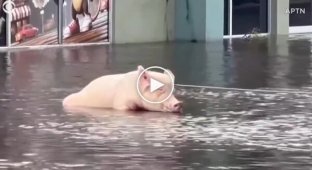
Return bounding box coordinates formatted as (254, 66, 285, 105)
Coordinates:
(58, 0, 63, 44)
(228, 0, 232, 36)
(40, 9, 44, 33)
(6, 0, 12, 47)
(109, 0, 114, 43)
(269, 0, 289, 35)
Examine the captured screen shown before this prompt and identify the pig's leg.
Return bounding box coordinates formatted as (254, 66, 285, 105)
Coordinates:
(112, 98, 138, 111)
(114, 105, 130, 111)
(113, 102, 133, 111)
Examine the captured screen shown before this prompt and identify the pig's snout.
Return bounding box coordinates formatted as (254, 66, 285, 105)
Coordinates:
(170, 101, 183, 113)
(173, 102, 182, 110)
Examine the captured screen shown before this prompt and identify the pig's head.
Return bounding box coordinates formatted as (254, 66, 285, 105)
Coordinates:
(136, 65, 183, 113)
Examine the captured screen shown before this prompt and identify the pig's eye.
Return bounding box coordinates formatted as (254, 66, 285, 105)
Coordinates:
(158, 87, 165, 92)
(156, 87, 165, 97)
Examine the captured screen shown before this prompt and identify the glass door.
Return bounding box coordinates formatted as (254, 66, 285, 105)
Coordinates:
(224, 0, 268, 37)
(289, 0, 312, 33)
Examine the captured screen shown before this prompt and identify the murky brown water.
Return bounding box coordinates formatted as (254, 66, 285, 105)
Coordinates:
(0, 35, 312, 169)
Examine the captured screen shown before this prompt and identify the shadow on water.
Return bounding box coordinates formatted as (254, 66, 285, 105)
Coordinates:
(0, 34, 311, 169)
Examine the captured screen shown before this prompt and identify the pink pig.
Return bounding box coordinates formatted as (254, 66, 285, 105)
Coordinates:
(62, 65, 183, 113)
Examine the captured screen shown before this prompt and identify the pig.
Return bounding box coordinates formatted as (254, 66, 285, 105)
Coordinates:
(62, 65, 183, 113)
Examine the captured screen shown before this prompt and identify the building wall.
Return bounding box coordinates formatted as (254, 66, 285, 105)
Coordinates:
(174, 0, 224, 41)
(112, 0, 175, 44)
(174, 0, 206, 41)
(205, 0, 224, 40)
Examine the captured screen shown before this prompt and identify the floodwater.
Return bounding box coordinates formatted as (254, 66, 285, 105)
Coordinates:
(0, 34, 312, 169)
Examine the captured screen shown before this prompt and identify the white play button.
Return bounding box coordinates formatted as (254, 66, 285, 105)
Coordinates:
(136, 66, 175, 104)
(150, 78, 164, 93)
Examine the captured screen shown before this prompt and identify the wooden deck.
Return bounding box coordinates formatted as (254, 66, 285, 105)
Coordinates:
(13, 11, 108, 46)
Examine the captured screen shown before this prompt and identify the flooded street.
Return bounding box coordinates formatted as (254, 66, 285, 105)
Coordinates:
(0, 35, 312, 169)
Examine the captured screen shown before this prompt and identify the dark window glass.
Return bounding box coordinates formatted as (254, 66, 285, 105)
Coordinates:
(0, 1, 7, 46)
(224, 0, 229, 35)
(289, 0, 312, 26)
(232, 0, 268, 35)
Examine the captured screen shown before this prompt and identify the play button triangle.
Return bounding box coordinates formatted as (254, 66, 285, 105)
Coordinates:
(150, 78, 164, 93)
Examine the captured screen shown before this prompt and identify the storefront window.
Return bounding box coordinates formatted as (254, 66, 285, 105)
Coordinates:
(224, 0, 268, 36)
(2, 0, 110, 47)
(62, 0, 109, 44)
(232, 0, 268, 35)
(8, 0, 58, 46)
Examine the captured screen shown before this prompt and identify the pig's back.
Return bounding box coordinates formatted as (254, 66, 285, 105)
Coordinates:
(68, 74, 125, 108)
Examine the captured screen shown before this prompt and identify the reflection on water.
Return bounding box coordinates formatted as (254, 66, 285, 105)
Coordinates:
(0, 35, 311, 169)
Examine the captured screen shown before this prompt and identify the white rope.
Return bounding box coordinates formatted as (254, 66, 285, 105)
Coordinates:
(175, 84, 312, 94)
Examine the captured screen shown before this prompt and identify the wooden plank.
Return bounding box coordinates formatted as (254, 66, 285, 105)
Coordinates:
(64, 12, 108, 43)
(64, 25, 108, 43)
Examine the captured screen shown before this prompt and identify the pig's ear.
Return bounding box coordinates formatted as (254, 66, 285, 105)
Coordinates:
(140, 71, 151, 91)
(137, 65, 145, 73)
(164, 69, 175, 80)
